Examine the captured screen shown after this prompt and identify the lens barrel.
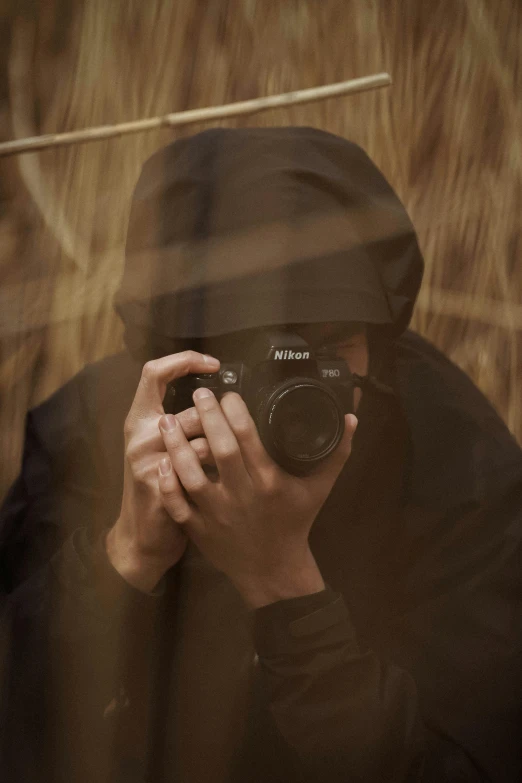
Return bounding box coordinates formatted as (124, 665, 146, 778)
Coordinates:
(256, 378, 345, 475)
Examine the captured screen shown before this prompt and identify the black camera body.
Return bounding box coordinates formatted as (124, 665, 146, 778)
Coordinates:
(169, 331, 355, 475)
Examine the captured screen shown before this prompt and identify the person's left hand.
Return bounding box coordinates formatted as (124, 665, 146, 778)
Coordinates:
(157, 389, 357, 607)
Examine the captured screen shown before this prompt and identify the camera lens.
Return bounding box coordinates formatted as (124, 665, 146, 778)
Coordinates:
(258, 380, 344, 473)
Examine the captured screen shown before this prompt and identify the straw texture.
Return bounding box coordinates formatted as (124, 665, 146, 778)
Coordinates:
(0, 0, 520, 499)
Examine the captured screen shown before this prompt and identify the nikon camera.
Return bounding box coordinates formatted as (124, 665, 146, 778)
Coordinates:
(168, 330, 357, 476)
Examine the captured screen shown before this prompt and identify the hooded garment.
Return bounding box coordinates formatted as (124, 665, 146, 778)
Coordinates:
(1, 128, 522, 783)
(115, 127, 423, 359)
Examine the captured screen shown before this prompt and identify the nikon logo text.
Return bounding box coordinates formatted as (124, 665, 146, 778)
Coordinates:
(274, 350, 310, 360)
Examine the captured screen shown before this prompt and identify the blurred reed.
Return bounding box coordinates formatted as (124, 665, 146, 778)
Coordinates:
(0, 0, 520, 499)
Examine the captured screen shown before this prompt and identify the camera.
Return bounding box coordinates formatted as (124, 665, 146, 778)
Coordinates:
(168, 330, 356, 475)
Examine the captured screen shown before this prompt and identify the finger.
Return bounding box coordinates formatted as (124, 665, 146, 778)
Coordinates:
(124, 420, 166, 463)
(190, 437, 216, 467)
(126, 407, 205, 466)
(219, 392, 275, 478)
(157, 458, 206, 535)
(132, 352, 220, 419)
(309, 414, 358, 485)
(175, 406, 205, 440)
(159, 413, 213, 504)
(157, 457, 192, 523)
(192, 388, 250, 488)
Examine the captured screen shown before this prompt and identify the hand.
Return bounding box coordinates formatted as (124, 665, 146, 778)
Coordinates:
(157, 389, 358, 607)
(106, 351, 220, 592)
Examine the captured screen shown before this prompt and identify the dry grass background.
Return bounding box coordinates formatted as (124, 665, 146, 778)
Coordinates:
(0, 0, 520, 501)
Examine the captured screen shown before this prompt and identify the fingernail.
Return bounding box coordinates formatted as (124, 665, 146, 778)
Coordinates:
(159, 457, 171, 475)
(160, 414, 176, 431)
(203, 354, 220, 368)
(193, 387, 213, 400)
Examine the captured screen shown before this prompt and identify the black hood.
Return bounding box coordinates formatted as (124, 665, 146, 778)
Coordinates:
(115, 127, 424, 360)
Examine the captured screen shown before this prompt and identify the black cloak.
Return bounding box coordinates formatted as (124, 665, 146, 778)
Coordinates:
(1, 128, 521, 783)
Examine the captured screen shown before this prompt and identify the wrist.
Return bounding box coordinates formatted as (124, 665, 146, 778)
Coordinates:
(237, 548, 325, 609)
(105, 524, 170, 594)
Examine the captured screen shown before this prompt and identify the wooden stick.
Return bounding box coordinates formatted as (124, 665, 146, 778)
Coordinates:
(0, 73, 391, 158)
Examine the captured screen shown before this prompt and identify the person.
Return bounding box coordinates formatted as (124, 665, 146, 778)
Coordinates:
(1, 127, 521, 783)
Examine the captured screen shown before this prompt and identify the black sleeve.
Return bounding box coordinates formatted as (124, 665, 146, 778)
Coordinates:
(0, 399, 160, 783)
(254, 589, 427, 782)
(253, 479, 522, 782)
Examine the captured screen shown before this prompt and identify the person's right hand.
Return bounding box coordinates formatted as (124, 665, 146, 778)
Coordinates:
(105, 351, 220, 592)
